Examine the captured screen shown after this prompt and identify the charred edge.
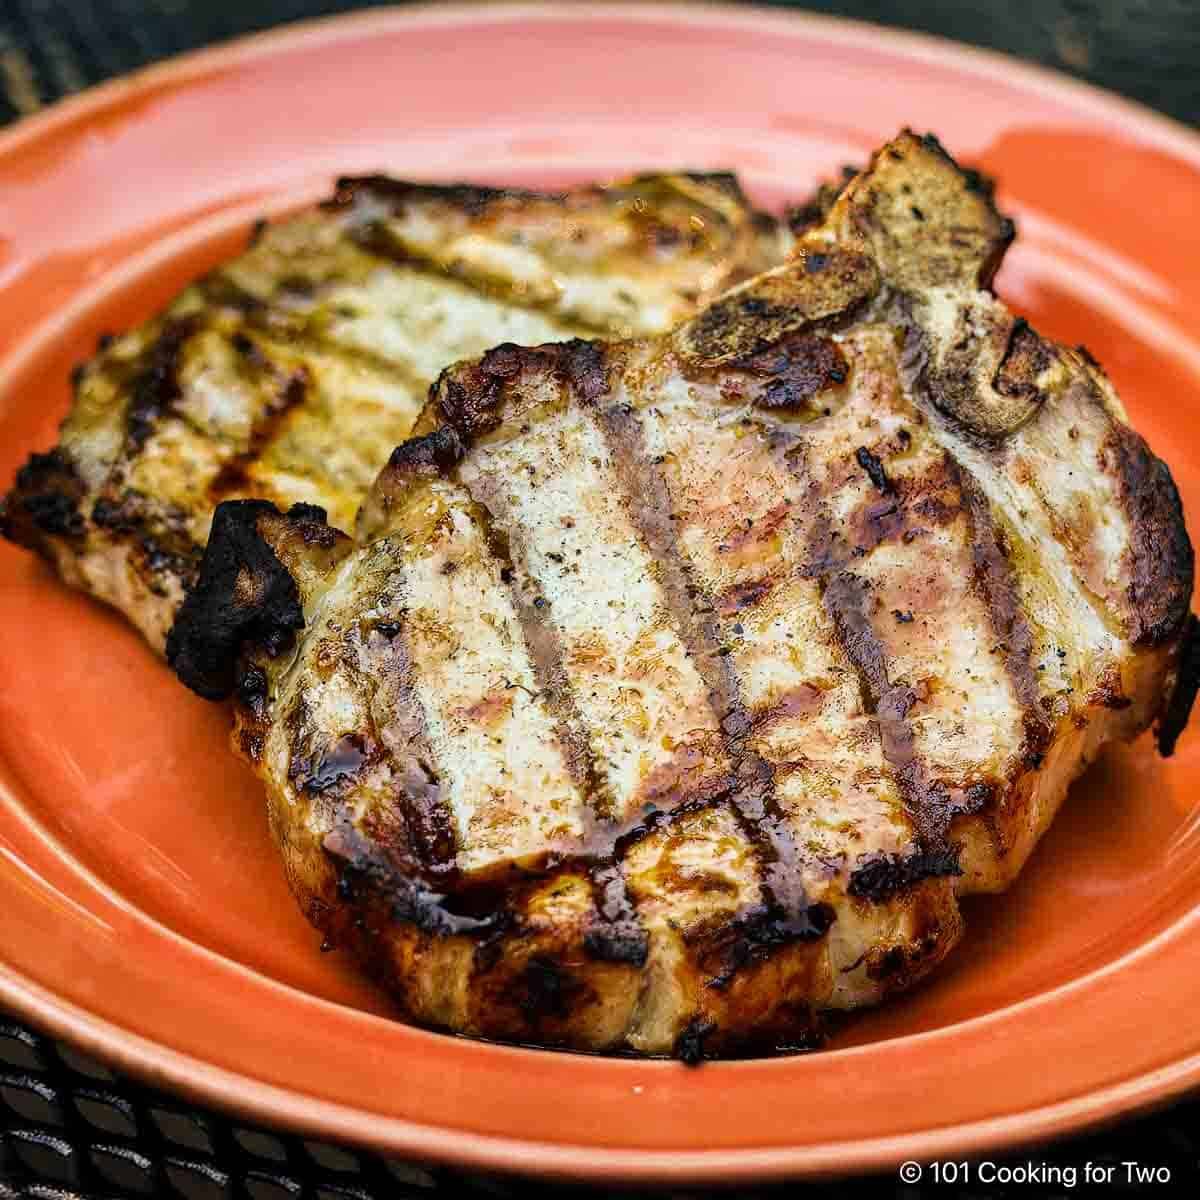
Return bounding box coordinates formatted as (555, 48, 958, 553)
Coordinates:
(209, 367, 310, 500)
(435, 342, 561, 441)
(1157, 614, 1200, 757)
(0, 449, 86, 547)
(165, 499, 307, 700)
(385, 426, 466, 478)
(595, 399, 823, 952)
(323, 820, 497, 939)
(855, 445, 894, 495)
(321, 175, 564, 216)
(1105, 421, 1195, 647)
(370, 427, 467, 524)
(625, 170, 747, 206)
(125, 316, 199, 451)
(704, 900, 835, 991)
(674, 1017, 716, 1066)
(958, 462, 1052, 766)
(848, 846, 963, 903)
(583, 862, 648, 966)
(731, 332, 849, 413)
(786, 165, 859, 234)
(555, 338, 610, 404)
(993, 318, 1052, 408)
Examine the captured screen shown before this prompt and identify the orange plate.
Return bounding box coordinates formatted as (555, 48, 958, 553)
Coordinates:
(1, 3, 1199, 1183)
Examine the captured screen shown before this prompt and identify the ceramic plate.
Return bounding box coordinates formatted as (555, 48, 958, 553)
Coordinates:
(1, 3, 1199, 1183)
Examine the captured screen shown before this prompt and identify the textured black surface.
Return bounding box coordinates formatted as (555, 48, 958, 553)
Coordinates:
(1, 1, 1199, 1196)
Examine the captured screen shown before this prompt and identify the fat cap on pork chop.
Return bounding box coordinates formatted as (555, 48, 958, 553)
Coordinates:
(168, 131, 1195, 1059)
(1, 172, 788, 653)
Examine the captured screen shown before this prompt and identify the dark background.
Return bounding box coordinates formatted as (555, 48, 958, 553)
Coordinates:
(1, 1, 1198, 126)
(1, 2, 1199, 1198)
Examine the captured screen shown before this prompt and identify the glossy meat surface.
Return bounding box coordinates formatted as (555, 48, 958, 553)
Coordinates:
(170, 133, 1193, 1058)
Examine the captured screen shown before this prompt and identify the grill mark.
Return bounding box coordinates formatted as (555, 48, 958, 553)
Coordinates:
(817, 563, 949, 846)
(258, 317, 435, 401)
(345, 219, 594, 330)
(124, 316, 200, 452)
(957, 462, 1052, 768)
(200, 257, 520, 403)
(459, 477, 611, 817)
(593, 395, 831, 951)
(323, 818, 494, 939)
(209, 367, 310, 500)
(449, 449, 645, 961)
(367, 602, 459, 879)
(896, 316, 1134, 655)
(848, 846, 963, 903)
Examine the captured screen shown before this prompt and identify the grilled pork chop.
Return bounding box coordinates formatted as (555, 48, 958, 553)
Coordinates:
(168, 132, 1194, 1059)
(2, 172, 787, 653)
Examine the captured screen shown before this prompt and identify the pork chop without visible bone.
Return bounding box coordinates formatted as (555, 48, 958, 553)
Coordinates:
(168, 132, 1195, 1059)
(2, 172, 787, 652)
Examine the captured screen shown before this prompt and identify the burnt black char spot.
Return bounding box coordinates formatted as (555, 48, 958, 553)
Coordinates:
(125, 317, 199, 450)
(855, 446, 894, 495)
(736, 332, 848, 412)
(674, 1017, 716, 1066)
(166, 499, 307, 700)
(0, 450, 86, 545)
(516, 958, 582, 1021)
(848, 846, 963, 903)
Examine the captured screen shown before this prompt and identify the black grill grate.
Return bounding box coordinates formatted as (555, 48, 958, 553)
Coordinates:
(3, 1016, 1200, 1197)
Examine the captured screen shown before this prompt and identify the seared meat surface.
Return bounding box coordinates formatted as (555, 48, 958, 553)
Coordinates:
(173, 131, 1194, 1058)
(2, 172, 787, 652)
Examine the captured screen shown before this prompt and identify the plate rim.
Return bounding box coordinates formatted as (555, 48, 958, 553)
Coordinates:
(3, 2, 1200, 171)
(2, 2, 1199, 1181)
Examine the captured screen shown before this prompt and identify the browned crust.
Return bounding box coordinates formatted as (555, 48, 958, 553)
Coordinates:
(677, 246, 879, 366)
(164, 129, 1195, 1057)
(166, 500, 350, 699)
(1158, 614, 1200, 756)
(0, 449, 86, 551)
(1104, 419, 1194, 646)
(321, 175, 568, 217)
(322, 170, 764, 221)
(786, 165, 859, 235)
(591, 382, 833, 969)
